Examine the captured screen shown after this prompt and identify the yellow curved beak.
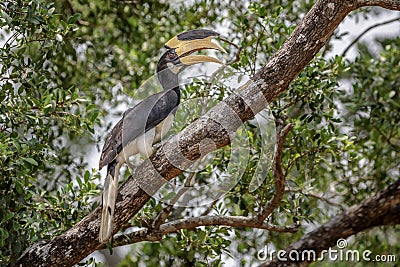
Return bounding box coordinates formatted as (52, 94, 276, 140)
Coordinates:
(165, 29, 226, 66)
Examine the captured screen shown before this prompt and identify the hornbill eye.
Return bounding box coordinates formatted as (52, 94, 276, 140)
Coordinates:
(168, 51, 176, 60)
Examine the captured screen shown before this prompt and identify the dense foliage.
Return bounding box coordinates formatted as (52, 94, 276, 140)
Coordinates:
(0, 0, 398, 266)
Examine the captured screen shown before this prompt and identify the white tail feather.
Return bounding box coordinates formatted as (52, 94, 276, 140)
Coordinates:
(99, 164, 120, 243)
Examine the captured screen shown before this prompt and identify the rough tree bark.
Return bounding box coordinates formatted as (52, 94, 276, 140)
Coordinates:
(260, 179, 400, 267)
(14, 0, 400, 266)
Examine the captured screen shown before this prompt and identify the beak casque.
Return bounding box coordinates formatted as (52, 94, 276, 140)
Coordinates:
(165, 29, 226, 66)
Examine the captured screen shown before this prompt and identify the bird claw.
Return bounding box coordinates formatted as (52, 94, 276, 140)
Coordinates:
(153, 142, 163, 150)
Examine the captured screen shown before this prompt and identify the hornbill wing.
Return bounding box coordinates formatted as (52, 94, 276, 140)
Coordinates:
(99, 89, 179, 169)
(99, 118, 123, 170)
(143, 88, 180, 132)
(122, 88, 180, 149)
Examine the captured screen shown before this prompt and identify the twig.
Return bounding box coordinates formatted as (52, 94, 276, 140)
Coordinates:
(110, 215, 299, 248)
(256, 123, 294, 222)
(288, 189, 345, 210)
(151, 168, 198, 229)
(341, 16, 400, 57)
(219, 37, 240, 50)
(283, 146, 325, 179)
(65, 0, 91, 26)
(185, 40, 242, 116)
(279, 92, 309, 114)
(3, 32, 20, 49)
(252, 32, 263, 75)
(202, 41, 242, 94)
(118, 218, 152, 232)
(373, 125, 398, 149)
(200, 198, 219, 216)
(321, 31, 334, 57)
(306, 192, 344, 209)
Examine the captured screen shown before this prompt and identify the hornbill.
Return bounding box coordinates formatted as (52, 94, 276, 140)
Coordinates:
(99, 29, 226, 243)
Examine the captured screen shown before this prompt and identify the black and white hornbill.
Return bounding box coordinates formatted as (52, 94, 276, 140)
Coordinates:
(98, 29, 226, 243)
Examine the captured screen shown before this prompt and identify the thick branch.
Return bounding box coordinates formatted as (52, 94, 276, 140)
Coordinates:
(260, 178, 400, 267)
(355, 0, 400, 9)
(15, 0, 400, 266)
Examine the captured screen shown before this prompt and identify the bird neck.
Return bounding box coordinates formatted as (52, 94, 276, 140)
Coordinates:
(157, 69, 180, 92)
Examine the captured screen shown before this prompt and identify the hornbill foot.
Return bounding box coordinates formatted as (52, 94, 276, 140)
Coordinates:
(153, 142, 163, 151)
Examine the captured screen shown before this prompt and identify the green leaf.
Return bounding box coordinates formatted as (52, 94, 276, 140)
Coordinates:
(2, 213, 14, 222)
(0, 9, 12, 24)
(76, 175, 82, 188)
(23, 157, 38, 166)
(15, 182, 24, 195)
(68, 13, 81, 24)
(84, 170, 90, 183)
(90, 110, 99, 122)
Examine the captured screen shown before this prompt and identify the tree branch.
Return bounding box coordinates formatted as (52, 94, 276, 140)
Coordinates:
(256, 123, 294, 222)
(15, 0, 400, 266)
(373, 124, 399, 149)
(151, 169, 197, 229)
(111, 216, 299, 248)
(341, 16, 400, 57)
(355, 0, 400, 10)
(288, 189, 346, 210)
(260, 178, 400, 267)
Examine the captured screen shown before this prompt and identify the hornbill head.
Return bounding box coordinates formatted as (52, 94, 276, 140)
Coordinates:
(157, 29, 226, 89)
